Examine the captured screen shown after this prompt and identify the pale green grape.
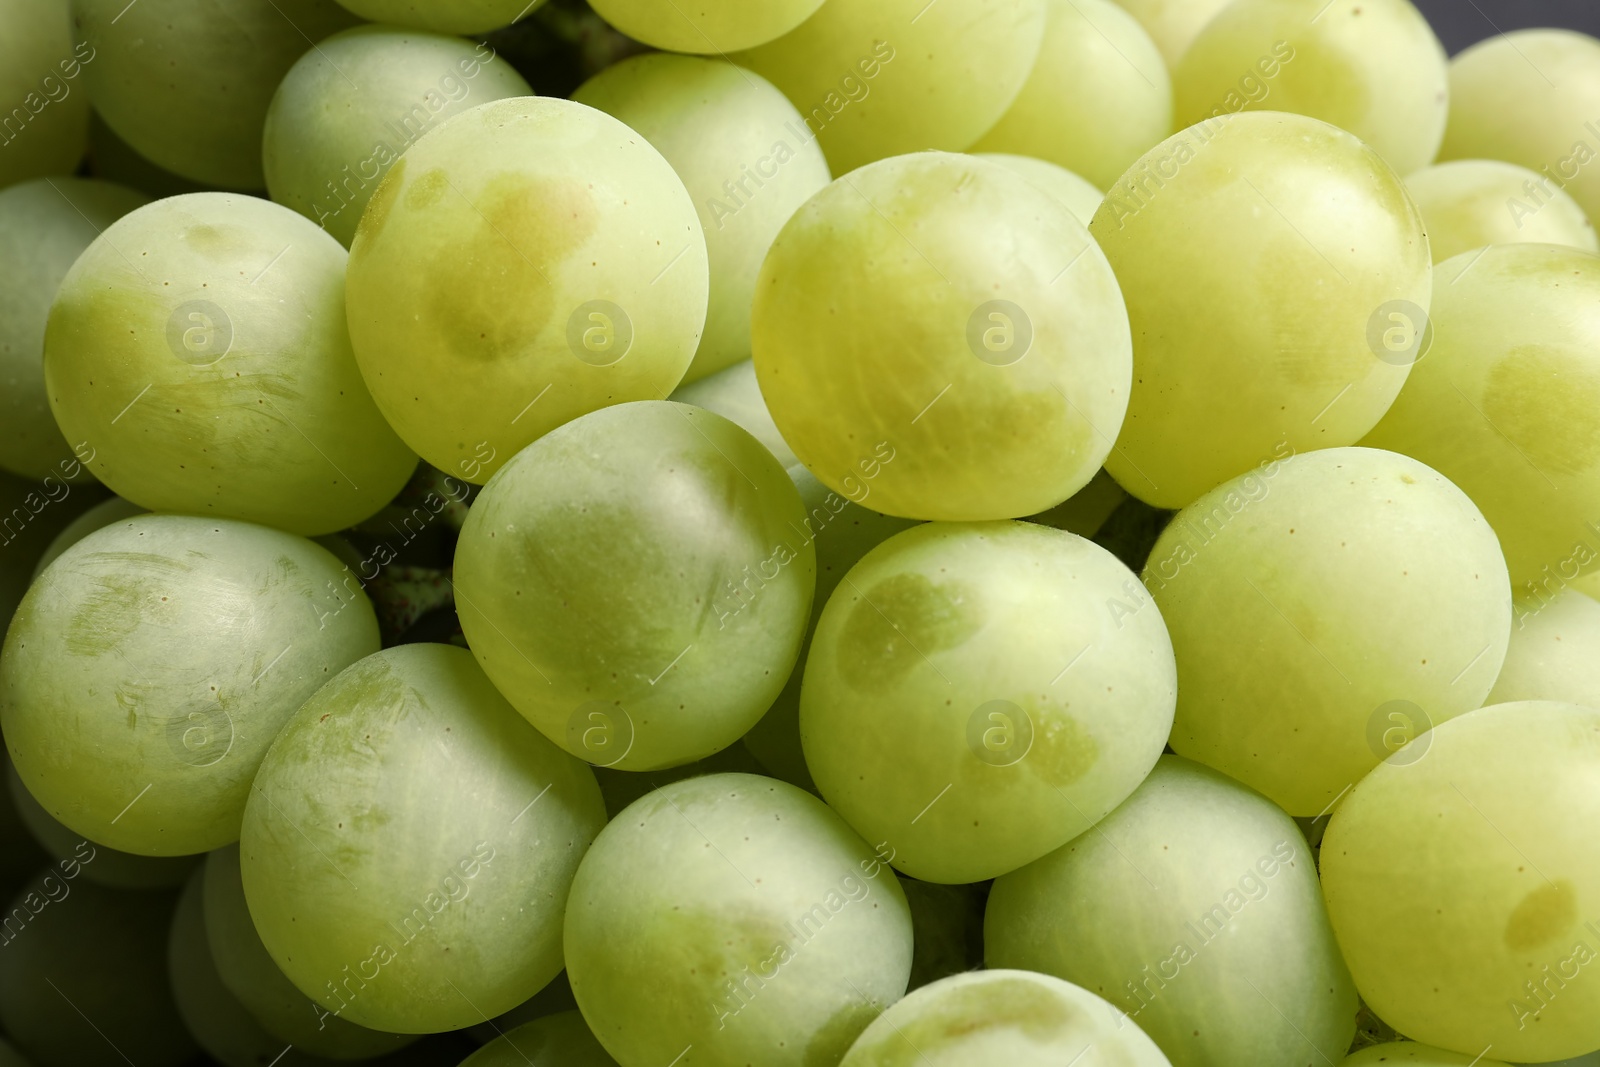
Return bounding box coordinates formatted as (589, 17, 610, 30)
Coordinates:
(839, 970, 1172, 1066)
(1113, 0, 1234, 69)
(345, 96, 707, 485)
(1489, 591, 1600, 711)
(1091, 111, 1431, 509)
(1343, 1044, 1512, 1066)
(734, 0, 1046, 175)
(455, 401, 812, 771)
(1439, 30, 1600, 225)
(565, 773, 913, 1067)
(754, 151, 1132, 520)
(29, 494, 144, 579)
(44, 192, 417, 534)
(1, 514, 380, 855)
(592, 744, 766, 819)
(1361, 244, 1600, 590)
(1405, 160, 1598, 263)
(1148, 446, 1510, 816)
(1174, 0, 1448, 177)
(240, 644, 607, 1034)
(1028, 468, 1129, 537)
(330, 0, 543, 35)
(0, 469, 100, 643)
(1322, 701, 1600, 1062)
(460, 1012, 619, 1066)
(264, 25, 532, 247)
(6, 762, 193, 889)
(669, 359, 800, 470)
(986, 756, 1357, 1067)
(0, 878, 195, 1067)
(973, 153, 1104, 227)
(587, 0, 823, 54)
(0, 0, 89, 189)
(574, 54, 830, 383)
(802, 520, 1176, 884)
(969, 0, 1171, 190)
(0, 178, 145, 480)
(204, 844, 415, 1058)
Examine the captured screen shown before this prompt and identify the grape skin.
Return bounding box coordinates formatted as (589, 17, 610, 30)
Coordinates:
(586, 0, 825, 54)
(1405, 160, 1598, 264)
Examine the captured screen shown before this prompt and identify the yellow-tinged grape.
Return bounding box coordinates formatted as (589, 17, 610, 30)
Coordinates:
(240, 644, 607, 1034)
(969, 0, 1172, 190)
(1342, 1044, 1513, 1066)
(459, 1012, 619, 1066)
(1361, 243, 1600, 590)
(669, 359, 801, 470)
(264, 25, 531, 248)
(973, 153, 1104, 227)
(574, 54, 830, 383)
(0, 178, 146, 481)
(1113, 0, 1234, 69)
(29, 494, 144, 580)
(1092, 111, 1431, 509)
(838, 970, 1172, 1066)
(985, 756, 1358, 1067)
(0, 878, 195, 1067)
(329, 0, 543, 34)
(733, 0, 1046, 175)
(1406, 160, 1598, 263)
(0, 0, 89, 188)
(454, 401, 814, 771)
(1174, 0, 1448, 177)
(564, 773, 914, 1067)
(0, 515, 381, 855)
(1321, 701, 1600, 1061)
(73, 0, 361, 189)
(1489, 591, 1600, 710)
(44, 192, 417, 535)
(754, 151, 1132, 521)
(587, 0, 824, 54)
(1439, 30, 1600, 225)
(802, 521, 1176, 884)
(345, 96, 708, 485)
(1147, 447, 1510, 816)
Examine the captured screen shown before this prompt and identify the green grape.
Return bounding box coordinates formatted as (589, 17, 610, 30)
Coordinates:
(454, 401, 814, 771)
(574, 54, 831, 384)
(565, 773, 913, 1067)
(734, 0, 1046, 176)
(85, 112, 208, 200)
(1091, 111, 1432, 509)
(587, 0, 824, 54)
(969, 0, 1171, 190)
(6, 762, 194, 889)
(240, 644, 607, 1034)
(986, 756, 1357, 1067)
(669, 359, 800, 470)
(73, 0, 360, 189)
(1321, 701, 1600, 1062)
(264, 25, 532, 248)
(203, 844, 415, 1058)
(0, 0, 89, 189)
(1405, 160, 1598, 263)
(1438, 30, 1600, 226)
(1028, 468, 1129, 538)
(973, 153, 1104, 227)
(0, 177, 145, 480)
(0, 878, 195, 1067)
(329, 0, 543, 35)
(838, 969, 1172, 1066)
(802, 520, 1176, 884)
(29, 494, 145, 580)
(1, 514, 380, 855)
(1173, 0, 1448, 177)
(1489, 591, 1600, 711)
(592, 744, 767, 819)
(754, 151, 1132, 521)
(345, 96, 708, 485)
(43, 191, 417, 534)
(1113, 0, 1234, 69)
(1342, 1044, 1512, 1066)
(460, 1011, 618, 1066)
(1147, 446, 1510, 816)
(1361, 243, 1600, 591)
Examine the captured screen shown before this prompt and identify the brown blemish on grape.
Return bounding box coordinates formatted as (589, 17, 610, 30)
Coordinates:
(404, 167, 450, 213)
(1483, 346, 1600, 475)
(64, 553, 192, 657)
(354, 157, 406, 249)
(1505, 879, 1578, 952)
(837, 572, 983, 691)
